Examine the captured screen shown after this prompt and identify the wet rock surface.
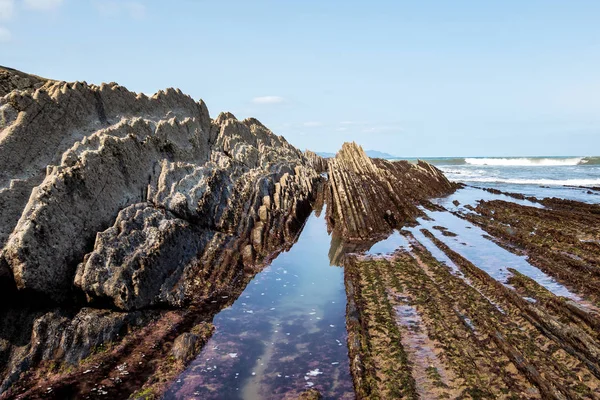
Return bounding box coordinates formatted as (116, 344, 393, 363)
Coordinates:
(297, 388, 322, 399)
(342, 187, 600, 399)
(465, 197, 600, 305)
(0, 305, 154, 394)
(345, 232, 600, 398)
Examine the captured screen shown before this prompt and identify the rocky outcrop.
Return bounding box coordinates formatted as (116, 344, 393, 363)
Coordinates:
(0, 305, 153, 393)
(0, 75, 211, 301)
(304, 150, 327, 173)
(0, 66, 50, 98)
(0, 67, 322, 395)
(326, 142, 457, 241)
(73, 204, 203, 310)
(0, 67, 319, 306)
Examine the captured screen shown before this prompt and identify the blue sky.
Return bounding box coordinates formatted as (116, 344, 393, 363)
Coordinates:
(1, 1, 599, 156)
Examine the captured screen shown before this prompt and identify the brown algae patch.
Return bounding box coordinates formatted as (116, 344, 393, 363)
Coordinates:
(346, 223, 600, 398)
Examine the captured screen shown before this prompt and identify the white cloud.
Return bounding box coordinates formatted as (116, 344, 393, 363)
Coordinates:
(93, 0, 146, 19)
(303, 121, 323, 127)
(0, 0, 15, 21)
(251, 95, 285, 105)
(23, 0, 64, 11)
(340, 121, 357, 125)
(361, 126, 402, 134)
(0, 25, 11, 41)
(336, 127, 348, 132)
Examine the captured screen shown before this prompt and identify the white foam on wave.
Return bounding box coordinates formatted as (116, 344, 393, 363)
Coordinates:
(464, 157, 584, 166)
(439, 167, 487, 178)
(453, 177, 600, 186)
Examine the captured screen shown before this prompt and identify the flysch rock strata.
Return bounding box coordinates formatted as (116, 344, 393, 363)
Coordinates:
(0, 66, 321, 396)
(0, 66, 319, 306)
(304, 149, 328, 173)
(325, 142, 458, 242)
(0, 66, 462, 399)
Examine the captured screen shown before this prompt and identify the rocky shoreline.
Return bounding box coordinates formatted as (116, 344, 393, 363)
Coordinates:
(2, 67, 599, 399)
(341, 192, 600, 398)
(0, 67, 324, 399)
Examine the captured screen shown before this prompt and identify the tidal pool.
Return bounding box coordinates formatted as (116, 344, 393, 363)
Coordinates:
(164, 209, 354, 400)
(433, 185, 542, 211)
(366, 230, 410, 255)
(407, 208, 580, 300)
(362, 188, 589, 307)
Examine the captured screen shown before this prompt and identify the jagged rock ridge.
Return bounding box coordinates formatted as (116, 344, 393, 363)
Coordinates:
(0, 67, 321, 396)
(326, 142, 457, 241)
(304, 149, 327, 173)
(0, 67, 318, 307)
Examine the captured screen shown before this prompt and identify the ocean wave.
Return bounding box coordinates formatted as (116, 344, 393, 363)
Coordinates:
(426, 156, 600, 166)
(439, 167, 487, 175)
(464, 157, 584, 166)
(439, 169, 487, 180)
(452, 177, 600, 186)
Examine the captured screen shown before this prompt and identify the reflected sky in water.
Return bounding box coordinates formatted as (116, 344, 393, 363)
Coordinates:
(363, 187, 581, 301)
(165, 209, 354, 400)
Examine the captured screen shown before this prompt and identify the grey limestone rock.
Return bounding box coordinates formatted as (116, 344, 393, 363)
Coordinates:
(0, 67, 320, 308)
(0, 67, 322, 394)
(74, 203, 203, 310)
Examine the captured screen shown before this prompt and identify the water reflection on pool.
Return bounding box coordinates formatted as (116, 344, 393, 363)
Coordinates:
(164, 209, 354, 400)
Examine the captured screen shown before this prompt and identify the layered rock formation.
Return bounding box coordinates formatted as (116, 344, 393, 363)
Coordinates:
(341, 188, 600, 398)
(326, 142, 457, 241)
(345, 241, 600, 399)
(304, 149, 327, 173)
(0, 66, 318, 307)
(0, 66, 471, 399)
(466, 197, 600, 305)
(0, 67, 321, 396)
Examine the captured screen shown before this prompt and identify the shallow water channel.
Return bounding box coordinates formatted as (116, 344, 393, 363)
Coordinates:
(165, 209, 354, 400)
(367, 188, 583, 301)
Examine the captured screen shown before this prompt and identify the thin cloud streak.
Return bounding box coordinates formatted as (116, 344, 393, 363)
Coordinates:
(303, 121, 323, 127)
(251, 96, 285, 105)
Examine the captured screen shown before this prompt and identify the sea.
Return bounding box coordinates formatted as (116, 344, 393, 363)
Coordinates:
(395, 156, 600, 203)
